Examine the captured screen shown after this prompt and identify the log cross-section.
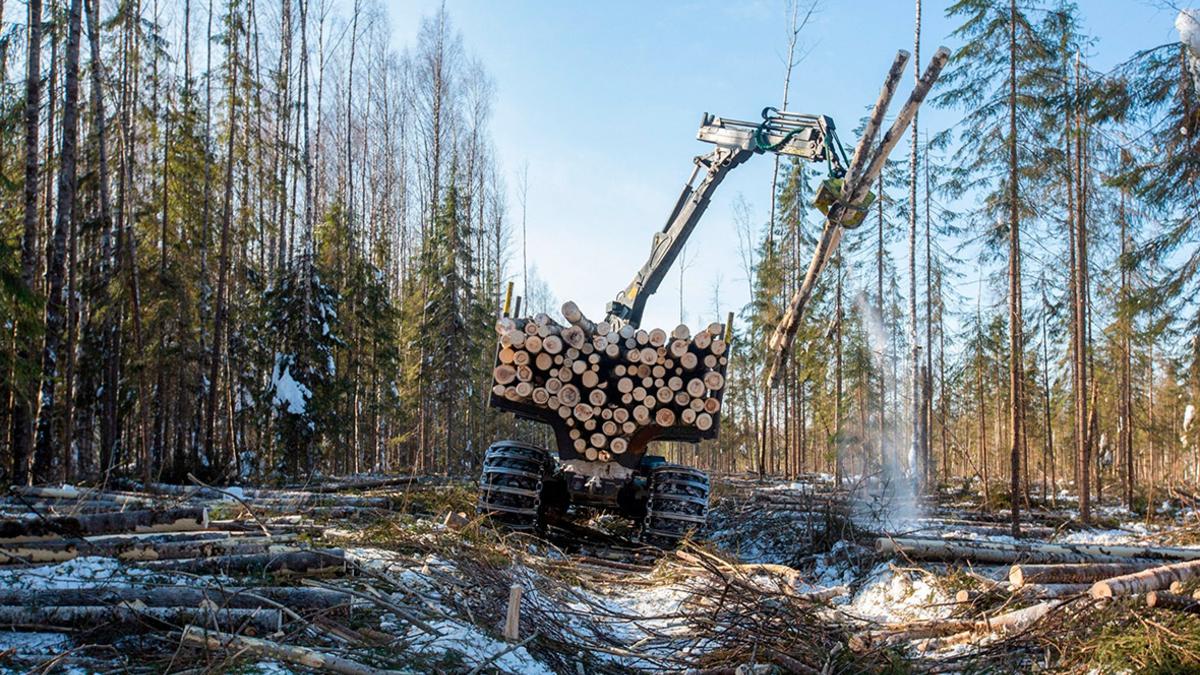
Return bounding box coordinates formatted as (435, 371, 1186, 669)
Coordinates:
(489, 309, 729, 465)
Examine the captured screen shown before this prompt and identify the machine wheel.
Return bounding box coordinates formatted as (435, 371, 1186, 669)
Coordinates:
(478, 441, 551, 532)
(642, 464, 709, 549)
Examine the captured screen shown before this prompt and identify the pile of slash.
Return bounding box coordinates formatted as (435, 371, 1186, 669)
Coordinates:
(3, 476, 1200, 674)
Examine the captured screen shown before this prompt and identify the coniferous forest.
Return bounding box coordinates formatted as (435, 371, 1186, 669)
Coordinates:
(0, 0, 1198, 520)
(3, 1, 1200, 673)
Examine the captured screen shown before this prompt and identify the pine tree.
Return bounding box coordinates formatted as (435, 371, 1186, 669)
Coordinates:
(938, 0, 1064, 534)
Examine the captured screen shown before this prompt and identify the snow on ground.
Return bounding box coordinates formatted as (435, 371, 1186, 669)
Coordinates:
(0, 632, 71, 653)
(0, 556, 214, 666)
(835, 561, 955, 624)
(402, 619, 555, 675)
(7, 479, 1200, 672)
(0, 555, 173, 590)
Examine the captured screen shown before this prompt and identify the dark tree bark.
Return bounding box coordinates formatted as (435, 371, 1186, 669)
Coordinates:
(32, 0, 84, 481)
(1007, 0, 1026, 537)
(13, 0, 44, 484)
(1072, 53, 1092, 523)
(204, 0, 240, 472)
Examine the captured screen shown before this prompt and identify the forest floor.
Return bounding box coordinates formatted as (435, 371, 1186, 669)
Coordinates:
(2, 474, 1200, 674)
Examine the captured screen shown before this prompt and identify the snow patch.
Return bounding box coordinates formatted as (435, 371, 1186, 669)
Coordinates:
(271, 354, 312, 416)
(402, 619, 554, 675)
(1180, 9, 1200, 55)
(0, 556, 171, 590)
(839, 562, 955, 624)
(1181, 10, 1200, 90)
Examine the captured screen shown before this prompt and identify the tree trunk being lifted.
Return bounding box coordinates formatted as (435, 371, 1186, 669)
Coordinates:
(1091, 559, 1200, 599)
(0, 507, 209, 543)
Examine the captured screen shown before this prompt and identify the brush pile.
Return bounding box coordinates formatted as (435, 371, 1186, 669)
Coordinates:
(8, 475, 1200, 673)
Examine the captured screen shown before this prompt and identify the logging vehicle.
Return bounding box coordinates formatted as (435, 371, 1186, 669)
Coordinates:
(477, 107, 873, 547)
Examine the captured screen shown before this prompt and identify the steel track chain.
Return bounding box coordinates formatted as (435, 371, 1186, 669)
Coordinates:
(477, 442, 548, 532)
(642, 464, 710, 549)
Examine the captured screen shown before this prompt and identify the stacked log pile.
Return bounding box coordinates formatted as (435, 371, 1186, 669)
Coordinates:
(490, 301, 730, 462)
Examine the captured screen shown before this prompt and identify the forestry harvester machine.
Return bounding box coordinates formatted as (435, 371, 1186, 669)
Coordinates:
(478, 48, 948, 548)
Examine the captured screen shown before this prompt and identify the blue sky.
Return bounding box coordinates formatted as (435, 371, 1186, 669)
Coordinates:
(382, 0, 1185, 331)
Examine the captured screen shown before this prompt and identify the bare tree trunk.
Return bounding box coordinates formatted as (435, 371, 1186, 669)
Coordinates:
(877, 174, 885, 476)
(1041, 286, 1055, 507)
(1073, 52, 1091, 523)
(298, 0, 314, 472)
(909, 0, 922, 492)
(31, 0, 84, 483)
(768, 0, 815, 239)
(115, 0, 150, 485)
(1006, 0, 1025, 537)
(84, 0, 115, 480)
(204, 0, 240, 473)
(938, 270, 948, 482)
(1119, 172, 1134, 508)
(978, 299, 990, 510)
(835, 249, 843, 486)
(13, 0, 44, 484)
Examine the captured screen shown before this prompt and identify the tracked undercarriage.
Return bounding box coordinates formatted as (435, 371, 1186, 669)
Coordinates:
(478, 440, 710, 548)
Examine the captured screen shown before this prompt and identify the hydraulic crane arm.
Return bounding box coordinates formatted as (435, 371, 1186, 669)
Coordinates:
(605, 110, 846, 328)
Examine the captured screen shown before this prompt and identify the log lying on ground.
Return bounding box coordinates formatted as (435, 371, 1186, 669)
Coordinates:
(849, 620, 976, 651)
(0, 533, 299, 565)
(181, 625, 413, 675)
(877, 536, 1200, 565)
(1009, 562, 1164, 588)
(974, 600, 1059, 633)
(916, 601, 1063, 651)
(0, 585, 353, 610)
(146, 483, 420, 505)
(1147, 591, 1200, 615)
(145, 548, 346, 575)
(0, 605, 281, 635)
(795, 585, 850, 602)
(0, 507, 208, 543)
(675, 550, 800, 585)
(857, 600, 1065, 652)
(956, 584, 1087, 603)
(674, 550, 846, 601)
(9, 486, 157, 506)
(1091, 559, 1200, 599)
(4, 501, 147, 515)
(1018, 583, 1088, 598)
(292, 476, 422, 493)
